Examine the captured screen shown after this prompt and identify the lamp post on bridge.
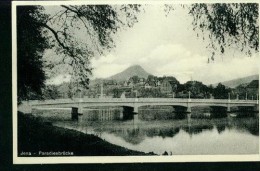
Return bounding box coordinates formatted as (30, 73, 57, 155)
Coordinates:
(236, 94, 239, 100)
(134, 90, 138, 99)
(80, 90, 83, 101)
(188, 91, 191, 102)
(100, 82, 104, 98)
(227, 92, 231, 112)
(245, 92, 247, 101)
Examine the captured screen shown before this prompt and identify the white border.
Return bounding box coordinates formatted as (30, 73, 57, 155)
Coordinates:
(12, 0, 260, 164)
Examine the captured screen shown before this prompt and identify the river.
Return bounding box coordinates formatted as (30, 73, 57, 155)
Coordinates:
(35, 106, 259, 155)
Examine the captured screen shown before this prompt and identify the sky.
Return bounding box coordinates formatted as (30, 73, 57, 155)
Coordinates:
(45, 5, 259, 85)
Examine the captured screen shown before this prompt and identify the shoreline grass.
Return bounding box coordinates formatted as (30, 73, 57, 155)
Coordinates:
(18, 112, 155, 156)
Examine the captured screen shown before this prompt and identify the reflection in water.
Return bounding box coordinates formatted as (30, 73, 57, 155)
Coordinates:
(182, 124, 214, 135)
(216, 124, 226, 134)
(53, 107, 259, 155)
(79, 108, 122, 121)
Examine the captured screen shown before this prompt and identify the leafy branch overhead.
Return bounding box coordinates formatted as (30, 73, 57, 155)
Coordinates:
(41, 5, 132, 87)
(17, 5, 142, 101)
(44, 5, 142, 84)
(189, 3, 259, 58)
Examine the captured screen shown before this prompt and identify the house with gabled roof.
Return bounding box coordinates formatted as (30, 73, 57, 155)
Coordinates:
(144, 81, 156, 89)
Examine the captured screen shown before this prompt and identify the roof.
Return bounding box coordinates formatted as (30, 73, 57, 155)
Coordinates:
(145, 81, 156, 86)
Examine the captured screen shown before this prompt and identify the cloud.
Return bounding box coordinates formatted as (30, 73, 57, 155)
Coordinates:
(90, 42, 258, 84)
(138, 44, 207, 83)
(141, 44, 258, 84)
(91, 54, 130, 78)
(195, 55, 259, 84)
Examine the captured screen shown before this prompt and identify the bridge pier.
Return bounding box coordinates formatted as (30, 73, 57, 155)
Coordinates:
(226, 98, 231, 112)
(133, 113, 139, 122)
(186, 103, 191, 113)
(122, 106, 135, 120)
(133, 106, 139, 114)
(187, 113, 191, 120)
(71, 106, 83, 120)
(119, 108, 124, 120)
(227, 105, 231, 113)
(254, 105, 259, 112)
(186, 106, 191, 113)
(71, 107, 79, 120)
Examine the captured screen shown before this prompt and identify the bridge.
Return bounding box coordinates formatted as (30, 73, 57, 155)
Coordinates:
(30, 97, 259, 120)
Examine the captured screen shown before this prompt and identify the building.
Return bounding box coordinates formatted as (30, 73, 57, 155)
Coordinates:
(128, 81, 134, 88)
(144, 81, 156, 89)
(139, 78, 145, 85)
(123, 81, 128, 87)
(156, 80, 161, 87)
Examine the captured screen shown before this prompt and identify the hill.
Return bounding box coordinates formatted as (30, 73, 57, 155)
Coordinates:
(213, 74, 259, 88)
(108, 65, 151, 81)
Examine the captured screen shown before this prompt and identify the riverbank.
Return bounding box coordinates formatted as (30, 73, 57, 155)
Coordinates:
(18, 112, 154, 156)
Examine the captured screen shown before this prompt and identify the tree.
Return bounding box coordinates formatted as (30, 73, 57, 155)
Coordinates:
(165, 3, 258, 58)
(181, 81, 210, 98)
(17, 6, 50, 102)
(147, 75, 156, 81)
(130, 75, 140, 84)
(67, 82, 74, 99)
(17, 5, 141, 101)
(164, 76, 179, 84)
(189, 3, 258, 58)
(213, 83, 230, 99)
(112, 88, 120, 98)
(43, 85, 61, 99)
(138, 87, 165, 98)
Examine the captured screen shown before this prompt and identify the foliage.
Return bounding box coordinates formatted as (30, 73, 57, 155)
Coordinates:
(112, 88, 120, 98)
(189, 3, 259, 58)
(67, 82, 74, 99)
(213, 83, 231, 99)
(138, 88, 166, 98)
(17, 6, 50, 102)
(176, 81, 211, 98)
(161, 76, 180, 85)
(147, 75, 156, 81)
(129, 75, 140, 84)
(232, 80, 259, 100)
(42, 5, 125, 87)
(40, 77, 259, 100)
(42, 85, 62, 99)
(17, 5, 141, 101)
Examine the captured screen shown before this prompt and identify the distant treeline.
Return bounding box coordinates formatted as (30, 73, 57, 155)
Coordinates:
(32, 76, 259, 100)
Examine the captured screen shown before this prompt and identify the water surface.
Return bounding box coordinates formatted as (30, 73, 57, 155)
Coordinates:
(52, 109, 259, 155)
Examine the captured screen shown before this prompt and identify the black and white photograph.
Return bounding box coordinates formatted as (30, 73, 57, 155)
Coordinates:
(13, 0, 259, 164)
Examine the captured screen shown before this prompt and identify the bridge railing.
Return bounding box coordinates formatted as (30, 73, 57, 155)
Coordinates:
(28, 97, 258, 106)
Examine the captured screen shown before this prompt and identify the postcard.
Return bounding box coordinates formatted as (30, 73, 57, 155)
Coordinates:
(12, 0, 260, 164)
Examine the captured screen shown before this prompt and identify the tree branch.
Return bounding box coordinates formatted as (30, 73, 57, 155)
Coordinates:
(60, 5, 102, 54)
(39, 22, 82, 63)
